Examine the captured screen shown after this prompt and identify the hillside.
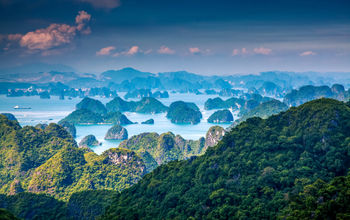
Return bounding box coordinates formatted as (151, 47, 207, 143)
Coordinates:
(103, 98, 350, 219)
(0, 115, 146, 201)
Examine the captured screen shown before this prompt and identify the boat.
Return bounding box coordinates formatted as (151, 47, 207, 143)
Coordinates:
(13, 105, 31, 109)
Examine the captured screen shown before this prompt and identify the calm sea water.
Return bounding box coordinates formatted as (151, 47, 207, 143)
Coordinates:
(0, 93, 233, 154)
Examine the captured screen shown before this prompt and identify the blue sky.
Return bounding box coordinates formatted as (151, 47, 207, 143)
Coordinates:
(0, 0, 349, 75)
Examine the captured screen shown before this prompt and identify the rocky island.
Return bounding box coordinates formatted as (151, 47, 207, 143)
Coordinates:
(166, 101, 202, 124)
(106, 97, 168, 114)
(105, 125, 128, 140)
(207, 109, 233, 123)
(79, 134, 100, 147)
(76, 97, 107, 115)
(141, 119, 154, 124)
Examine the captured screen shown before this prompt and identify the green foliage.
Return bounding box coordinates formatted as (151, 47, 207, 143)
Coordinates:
(0, 116, 146, 203)
(283, 174, 350, 219)
(284, 84, 349, 106)
(60, 109, 104, 124)
(0, 208, 19, 220)
(208, 109, 233, 123)
(67, 190, 119, 219)
(60, 109, 133, 125)
(79, 134, 100, 147)
(103, 111, 134, 125)
(76, 97, 107, 115)
(237, 99, 288, 123)
(58, 120, 76, 138)
(106, 97, 168, 114)
(0, 193, 67, 220)
(166, 101, 202, 124)
(106, 97, 131, 112)
(102, 98, 350, 219)
(105, 125, 128, 140)
(119, 132, 206, 172)
(132, 97, 168, 113)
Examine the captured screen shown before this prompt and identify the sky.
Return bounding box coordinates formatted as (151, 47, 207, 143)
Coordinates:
(0, 0, 349, 75)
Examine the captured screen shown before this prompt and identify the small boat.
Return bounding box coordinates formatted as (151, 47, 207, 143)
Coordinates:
(13, 105, 31, 109)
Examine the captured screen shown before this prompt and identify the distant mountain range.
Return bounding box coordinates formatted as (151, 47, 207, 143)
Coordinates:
(1, 63, 350, 93)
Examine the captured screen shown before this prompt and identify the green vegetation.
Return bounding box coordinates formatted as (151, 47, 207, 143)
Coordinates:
(208, 109, 233, 123)
(284, 84, 349, 106)
(205, 94, 273, 112)
(60, 109, 133, 125)
(0, 115, 146, 202)
(105, 125, 128, 140)
(283, 174, 350, 219)
(102, 98, 350, 219)
(1, 113, 17, 121)
(118, 127, 225, 173)
(166, 101, 202, 124)
(106, 97, 168, 113)
(103, 111, 134, 125)
(76, 97, 107, 115)
(106, 97, 131, 112)
(236, 99, 288, 124)
(58, 120, 76, 138)
(79, 134, 100, 147)
(132, 97, 168, 113)
(0, 208, 19, 220)
(59, 109, 104, 124)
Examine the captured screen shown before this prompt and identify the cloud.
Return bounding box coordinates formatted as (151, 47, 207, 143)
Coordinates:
(7, 11, 91, 53)
(189, 47, 200, 54)
(78, 0, 120, 9)
(232, 47, 272, 56)
(125, 46, 139, 55)
(232, 49, 239, 56)
(158, 46, 175, 54)
(112, 46, 141, 57)
(232, 48, 248, 56)
(96, 46, 116, 56)
(300, 51, 316, 56)
(7, 34, 22, 41)
(253, 47, 272, 55)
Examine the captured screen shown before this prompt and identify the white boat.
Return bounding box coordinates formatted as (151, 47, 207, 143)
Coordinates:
(13, 105, 31, 109)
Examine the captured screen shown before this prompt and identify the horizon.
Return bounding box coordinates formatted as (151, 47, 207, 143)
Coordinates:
(1, 0, 350, 75)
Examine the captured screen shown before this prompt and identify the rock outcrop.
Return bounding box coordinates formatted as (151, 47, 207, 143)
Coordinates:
(104, 125, 128, 140)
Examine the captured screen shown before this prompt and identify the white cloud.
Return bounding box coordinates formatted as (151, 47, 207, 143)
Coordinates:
(253, 47, 272, 55)
(8, 11, 91, 52)
(96, 46, 116, 56)
(300, 51, 316, 56)
(158, 46, 175, 54)
(78, 0, 120, 9)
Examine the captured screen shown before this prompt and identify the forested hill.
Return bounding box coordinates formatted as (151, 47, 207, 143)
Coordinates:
(103, 98, 350, 219)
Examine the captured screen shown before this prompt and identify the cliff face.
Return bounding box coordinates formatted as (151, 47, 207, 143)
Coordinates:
(104, 125, 128, 140)
(103, 148, 146, 176)
(204, 126, 226, 149)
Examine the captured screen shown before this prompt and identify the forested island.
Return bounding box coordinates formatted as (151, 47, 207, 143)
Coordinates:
(1, 98, 350, 219)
